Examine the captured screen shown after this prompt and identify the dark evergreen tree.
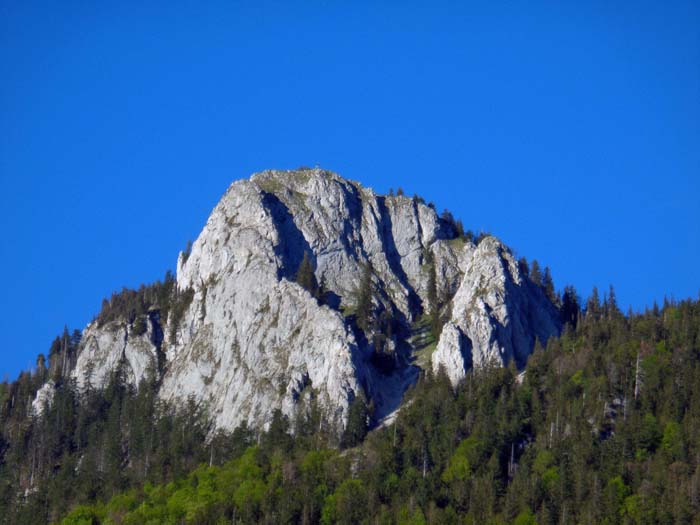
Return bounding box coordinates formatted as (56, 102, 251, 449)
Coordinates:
(355, 262, 374, 333)
(454, 219, 465, 238)
(586, 286, 601, 321)
(530, 259, 543, 287)
(264, 409, 293, 453)
(425, 251, 442, 340)
(560, 285, 580, 329)
(182, 239, 193, 263)
(518, 256, 529, 277)
(606, 284, 621, 320)
(542, 266, 557, 304)
(295, 251, 319, 299)
(340, 395, 369, 449)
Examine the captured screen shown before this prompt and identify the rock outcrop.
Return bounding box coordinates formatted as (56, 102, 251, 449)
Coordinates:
(73, 314, 162, 391)
(45, 168, 560, 434)
(431, 237, 561, 386)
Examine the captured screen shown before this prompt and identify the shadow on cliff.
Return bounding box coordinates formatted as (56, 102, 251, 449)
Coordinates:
(376, 196, 423, 320)
(261, 192, 314, 280)
(261, 188, 425, 429)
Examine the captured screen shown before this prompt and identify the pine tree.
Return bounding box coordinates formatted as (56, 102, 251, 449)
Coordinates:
(35, 354, 47, 381)
(530, 260, 543, 287)
(518, 257, 529, 277)
(607, 284, 620, 320)
(341, 394, 369, 448)
(560, 285, 580, 329)
(264, 409, 293, 452)
(542, 266, 557, 304)
(426, 252, 442, 340)
(586, 286, 601, 321)
(355, 262, 374, 332)
(295, 251, 319, 298)
(182, 239, 193, 263)
(454, 219, 465, 239)
(440, 209, 455, 231)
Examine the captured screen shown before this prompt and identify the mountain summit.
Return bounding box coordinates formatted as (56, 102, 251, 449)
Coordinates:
(39, 168, 561, 434)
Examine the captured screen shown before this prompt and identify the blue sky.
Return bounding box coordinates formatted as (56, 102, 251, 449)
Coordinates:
(1, 1, 698, 380)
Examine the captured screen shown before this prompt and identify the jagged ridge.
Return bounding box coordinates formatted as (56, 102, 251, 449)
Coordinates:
(41, 168, 561, 435)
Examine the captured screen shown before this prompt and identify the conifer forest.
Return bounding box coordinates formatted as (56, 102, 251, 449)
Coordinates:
(1, 280, 700, 524)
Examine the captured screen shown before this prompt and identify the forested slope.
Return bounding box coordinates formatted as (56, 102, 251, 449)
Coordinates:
(2, 290, 698, 524)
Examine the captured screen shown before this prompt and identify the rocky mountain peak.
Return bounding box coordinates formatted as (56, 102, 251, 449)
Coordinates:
(53, 168, 560, 435)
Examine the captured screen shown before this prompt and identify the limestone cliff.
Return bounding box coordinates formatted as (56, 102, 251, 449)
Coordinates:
(44, 168, 560, 433)
(431, 237, 560, 386)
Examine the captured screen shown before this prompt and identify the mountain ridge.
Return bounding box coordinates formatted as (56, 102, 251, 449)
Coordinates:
(36, 168, 561, 435)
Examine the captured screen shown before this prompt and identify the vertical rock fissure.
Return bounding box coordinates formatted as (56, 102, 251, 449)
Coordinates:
(260, 191, 313, 281)
(376, 196, 422, 318)
(148, 311, 166, 379)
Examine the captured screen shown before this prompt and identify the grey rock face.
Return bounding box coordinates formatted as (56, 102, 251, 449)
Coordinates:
(73, 319, 160, 390)
(431, 237, 561, 386)
(55, 168, 560, 434)
(31, 380, 55, 416)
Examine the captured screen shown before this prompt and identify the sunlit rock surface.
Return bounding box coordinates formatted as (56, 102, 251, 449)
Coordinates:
(50, 168, 560, 433)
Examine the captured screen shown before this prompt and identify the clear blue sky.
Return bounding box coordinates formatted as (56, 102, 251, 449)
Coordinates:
(1, 1, 698, 380)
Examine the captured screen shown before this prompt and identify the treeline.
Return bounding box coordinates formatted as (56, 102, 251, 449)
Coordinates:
(48, 294, 700, 524)
(94, 242, 193, 330)
(95, 271, 176, 327)
(94, 271, 194, 343)
(385, 186, 493, 246)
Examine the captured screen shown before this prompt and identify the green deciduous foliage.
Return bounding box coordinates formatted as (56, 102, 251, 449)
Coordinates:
(321, 479, 368, 525)
(514, 508, 538, 525)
